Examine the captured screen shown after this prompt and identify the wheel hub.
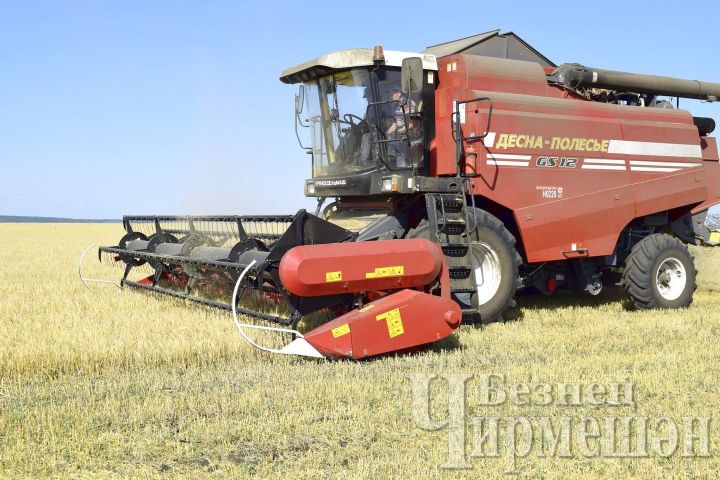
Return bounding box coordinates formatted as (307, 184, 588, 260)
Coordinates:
(655, 257, 687, 301)
(470, 242, 502, 306)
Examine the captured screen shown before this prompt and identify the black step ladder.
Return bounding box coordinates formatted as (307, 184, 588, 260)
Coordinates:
(425, 181, 481, 323)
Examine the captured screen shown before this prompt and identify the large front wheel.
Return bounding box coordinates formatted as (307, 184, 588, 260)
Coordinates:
(463, 209, 522, 323)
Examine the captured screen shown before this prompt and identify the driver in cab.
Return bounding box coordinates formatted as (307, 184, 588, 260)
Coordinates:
(386, 85, 417, 168)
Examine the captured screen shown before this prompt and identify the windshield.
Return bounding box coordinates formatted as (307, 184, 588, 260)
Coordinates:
(304, 67, 419, 177)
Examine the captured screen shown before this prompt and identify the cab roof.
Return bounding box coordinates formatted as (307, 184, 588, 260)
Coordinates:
(280, 49, 438, 84)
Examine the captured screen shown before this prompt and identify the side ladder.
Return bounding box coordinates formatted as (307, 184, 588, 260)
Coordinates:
(425, 185, 481, 323)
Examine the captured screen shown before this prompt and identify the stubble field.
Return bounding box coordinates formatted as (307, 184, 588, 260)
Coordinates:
(1, 223, 720, 479)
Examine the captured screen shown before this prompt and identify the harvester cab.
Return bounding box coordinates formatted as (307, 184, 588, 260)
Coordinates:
(81, 30, 720, 361)
(281, 47, 439, 199)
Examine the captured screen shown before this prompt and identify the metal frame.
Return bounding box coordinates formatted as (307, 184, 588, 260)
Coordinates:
(229, 260, 324, 358)
(78, 244, 121, 289)
(122, 215, 294, 242)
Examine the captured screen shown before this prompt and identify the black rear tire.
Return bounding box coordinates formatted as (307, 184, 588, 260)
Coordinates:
(622, 233, 697, 309)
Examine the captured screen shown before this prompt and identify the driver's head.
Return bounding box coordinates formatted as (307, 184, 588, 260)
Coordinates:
(390, 85, 403, 102)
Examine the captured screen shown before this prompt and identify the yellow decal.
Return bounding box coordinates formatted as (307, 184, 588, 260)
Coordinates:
(358, 304, 375, 313)
(331, 324, 350, 338)
(376, 308, 405, 338)
(494, 133, 610, 153)
(326, 271, 342, 282)
(710, 231, 720, 244)
(366, 266, 404, 279)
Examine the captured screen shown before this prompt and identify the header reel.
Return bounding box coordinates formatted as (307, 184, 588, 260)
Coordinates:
(80, 211, 462, 359)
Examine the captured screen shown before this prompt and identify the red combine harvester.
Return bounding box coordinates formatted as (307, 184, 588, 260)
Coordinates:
(81, 31, 720, 359)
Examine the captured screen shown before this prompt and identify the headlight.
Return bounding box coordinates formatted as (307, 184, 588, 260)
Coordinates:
(381, 176, 400, 192)
(304, 181, 316, 195)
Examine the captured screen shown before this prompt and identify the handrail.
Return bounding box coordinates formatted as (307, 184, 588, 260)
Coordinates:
(452, 97, 494, 176)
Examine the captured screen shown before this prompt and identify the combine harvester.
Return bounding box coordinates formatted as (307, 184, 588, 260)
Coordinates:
(81, 31, 720, 359)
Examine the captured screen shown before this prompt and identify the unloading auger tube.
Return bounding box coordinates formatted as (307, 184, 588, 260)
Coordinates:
(549, 63, 720, 102)
(80, 210, 462, 359)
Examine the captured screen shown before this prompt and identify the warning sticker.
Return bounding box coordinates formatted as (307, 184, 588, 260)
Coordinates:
(326, 271, 342, 282)
(332, 324, 350, 338)
(365, 266, 404, 279)
(376, 308, 405, 338)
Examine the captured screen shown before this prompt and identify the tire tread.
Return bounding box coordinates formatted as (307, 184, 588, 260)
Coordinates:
(622, 233, 696, 309)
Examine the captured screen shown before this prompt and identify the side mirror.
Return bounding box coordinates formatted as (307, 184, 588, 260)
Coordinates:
(401, 57, 424, 95)
(295, 84, 305, 115)
(294, 84, 310, 150)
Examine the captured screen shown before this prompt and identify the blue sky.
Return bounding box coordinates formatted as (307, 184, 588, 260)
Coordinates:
(1, 1, 719, 218)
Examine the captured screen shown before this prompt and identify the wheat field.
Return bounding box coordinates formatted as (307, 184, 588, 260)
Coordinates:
(1, 223, 720, 479)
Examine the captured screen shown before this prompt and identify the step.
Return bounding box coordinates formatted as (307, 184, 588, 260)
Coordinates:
(441, 243, 469, 257)
(437, 218, 467, 235)
(461, 308, 482, 324)
(435, 196, 465, 213)
(451, 287, 477, 294)
(449, 265, 472, 280)
(450, 276, 477, 292)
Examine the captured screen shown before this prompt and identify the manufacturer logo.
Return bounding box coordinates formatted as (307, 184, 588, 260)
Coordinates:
(315, 179, 348, 187)
(536, 157, 578, 169)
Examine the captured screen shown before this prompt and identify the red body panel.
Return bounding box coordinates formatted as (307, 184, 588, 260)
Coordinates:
(693, 137, 720, 214)
(279, 238, 442, 297)
(303, 289, 461, 359)
(433, 54, 719, 262)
